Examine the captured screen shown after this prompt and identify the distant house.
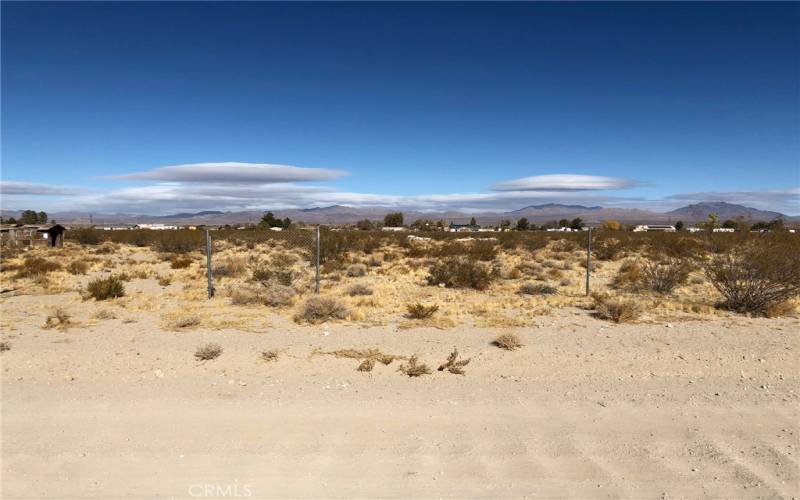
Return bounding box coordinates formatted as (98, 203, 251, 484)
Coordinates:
(546, 227, 574, 232)
(0, 224, 66, 247)
(712, 227, 735, 233)
(687, 227, 704, 233)
(633, 224, 676, 232)
(135, 223, 178, 230)
(381, 226, 407, 232)
(449, 222, 478, 232)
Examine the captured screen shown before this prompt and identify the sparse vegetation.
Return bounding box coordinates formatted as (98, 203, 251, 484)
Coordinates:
(170, 255, 193, 269)
(346, 263, 367, 277)
(640, 257, 691, 293)
(67, 260, 89, 275)
(86, 275, 125, 301)
(261, 349, 279, 362)
(406, 302, 439, 319)
(0, 342, 9, 352)
(157, 275, 172, 287)
(43, 307, 72, 330)
(172, 315, 201, 329)
(296, 296, 349, 323)
(346, 283, 373, 296)
(492, 333, 523, 350)
(14, 256, 61, 279)
(194, 343, 223, 361)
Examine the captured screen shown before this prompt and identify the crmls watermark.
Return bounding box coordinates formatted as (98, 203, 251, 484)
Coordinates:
(188, 479, 253, 498)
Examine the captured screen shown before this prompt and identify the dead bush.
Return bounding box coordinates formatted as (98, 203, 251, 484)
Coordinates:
(519, 282, 557, 295)
(170, 255, 193, 269)
(346, 264, 367, 277)
(43, 307, 72, 330)
(252, 267, 294, 286)
(211, 257, 247, 278)
(86, 275, 125, 300)
(426, 257, 493, 290)
(230, 283, 295, 307)
(195, 343, 222, 361)
(157, 275, 172, 287)
(296, 296, 349, 323)
(172, 315, 201, 328)
(641, 258, 691, 293)
(0, 342, 9, 352)
(492, 333, 523, 350)
(67, 260, 89, 275)
(704, 240, 800, 315)
(398, 355, 432, 377)
(406, 302, 439, 319)
(612, 260, 642, 290)
(261, 350, 279, 362)
(438, 348, 471, 375)
(593, 293, 641, 323)
(346, 284, 373, 296)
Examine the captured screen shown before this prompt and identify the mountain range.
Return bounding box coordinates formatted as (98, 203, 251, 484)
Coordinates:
(1, 202, 794, 226)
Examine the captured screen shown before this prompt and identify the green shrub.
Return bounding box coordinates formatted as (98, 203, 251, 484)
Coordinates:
(86, 275, 125, 301)
(519, 282, 557, 295)
(592, 293, 641, 323)
(406, 302, 439, 319)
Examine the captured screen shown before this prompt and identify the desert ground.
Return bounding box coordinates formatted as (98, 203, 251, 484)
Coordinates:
(1, 234, 799, 498)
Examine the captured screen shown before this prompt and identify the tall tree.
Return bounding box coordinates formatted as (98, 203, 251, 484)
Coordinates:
(515, 218, 529, 231)
(19, 210, 39, 224)
(383, 212, 404, 227)
(37, 211, 48, 224)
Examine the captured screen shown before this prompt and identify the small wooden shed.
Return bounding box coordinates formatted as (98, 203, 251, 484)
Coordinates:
(38, 224, 66, 247)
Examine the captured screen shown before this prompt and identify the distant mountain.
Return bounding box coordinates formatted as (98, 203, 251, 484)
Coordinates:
(2, 202, 790, 226)
(666, 202, 784, 222)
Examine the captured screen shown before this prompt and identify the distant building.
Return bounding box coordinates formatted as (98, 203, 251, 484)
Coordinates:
(381, 226, 407, 232)
(135, 223, 178, 230)
(633, 224, 676, 232)
(449, 222, 478, 232)
(712, 227, 735, 233)
(687, 227, 703, 233)
(546, 227, 575, 232)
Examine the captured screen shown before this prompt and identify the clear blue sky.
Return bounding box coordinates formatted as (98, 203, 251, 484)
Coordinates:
(2, 2, 798, 214)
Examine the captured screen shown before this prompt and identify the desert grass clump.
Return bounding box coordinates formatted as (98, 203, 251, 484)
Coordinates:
(398, 355, 432, 377)
(194, 343, 222, 361)
(438, 348, 471, 375)
(592, 293, 642, 323)
(296, 296, 349, 324)
(157, 275, 172, 287)
(704, 239, 800, 315)
(0, 341, 10, 352)
(14, 256, 61, 279)
(230, 283, 295, 307)
(357, 358, 376, 372)
(261, 349, 279, 362)
(765, 300, 797, 318)
(43, 307, 72, 330)
(211, 256, 247, 278)
(67, 260, 89, 275)
(641, 257, 691, 294)
(612, 260, 643, 290)
(427, 257, 493, 290)
(346, 283, 374, 296)
(86, 275, 125, 301)
(492, 333, 523, 351)
(93, 309, 117, 320)
(172, 315, 201, 329)
(346, 263, 368, 277)
(519, 282, 557, 295)
(406, 302, 439, 319)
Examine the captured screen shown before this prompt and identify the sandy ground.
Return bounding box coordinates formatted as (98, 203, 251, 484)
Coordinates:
(1, 292, 798, 499)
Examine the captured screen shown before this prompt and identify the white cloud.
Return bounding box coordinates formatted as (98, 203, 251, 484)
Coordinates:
(112, 162, 347, 184)
(0, 181, 86, 196)
(491, 174, 636, 191)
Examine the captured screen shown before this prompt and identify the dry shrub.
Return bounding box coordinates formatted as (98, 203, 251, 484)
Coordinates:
(704, 239, 800, 315)
(261, 349, 279, 362)
(438, 348, 471, 375)
(296, 296, 348, 323)
(172, 315, 201, 329)
(346, 264, 367, 277)
(641, 257, 691, 293)
(252, 267, 294, 286)
(157, 275, 172, 287)
(67, 260, 89, 275)
(357, 359, 376, 372)
(93, 309, 116, 320)
(427, 257, 493, 290)
(492, 333, 523, 350)
(212, 257, 247, 278)
(406, 302, 439, 319)
(398, 355, 432, 377)
(593, 293, 641, 323)
(321, 348, 402, 372)
(271, 252, 298, 267)
(346, 283, 373, 296)
(170, 255, 193, 269)
(592, 237, 625, 261)
(195, 343, 222, 361)
(14, 256, 61, 279)
(612, 260, 642, 289)
(86, 275, 125, 300)
(0, 342, 9, 352)
(43, 307, 72, 330)
(519, 282, 557, 295)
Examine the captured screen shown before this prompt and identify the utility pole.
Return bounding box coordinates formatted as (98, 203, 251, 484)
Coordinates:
(206, 229, 215, 299)
(585, 226, 592, 296)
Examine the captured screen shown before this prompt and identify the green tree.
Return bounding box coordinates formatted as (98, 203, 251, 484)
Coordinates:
(19, 210, 39, 224)
(558, 218, 569, 228)
(384, 212, 404, 227)
(515, 218, 529, 231)
(569, 217, 584, 230)
(721, 219, 737, 229)
(282, 217, 292, 229)
(258, 211, 283, 228)
(500, 219, 511, 230)
(37, 211, 48, 224)
(706, 212, 719, 232)
(469, 217, 477, 227)
(6, 217, 17, 225)
(356, 219, 374, 231)
(675, 220, 684, 231)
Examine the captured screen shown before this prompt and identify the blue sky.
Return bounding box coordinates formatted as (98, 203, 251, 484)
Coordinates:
(2, 2, 798, 214)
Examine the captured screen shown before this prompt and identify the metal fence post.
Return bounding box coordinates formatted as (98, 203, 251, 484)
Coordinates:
(585, 226, 592, 296)
(206, 229, 215, 299)
(315, 225, 321, 294)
